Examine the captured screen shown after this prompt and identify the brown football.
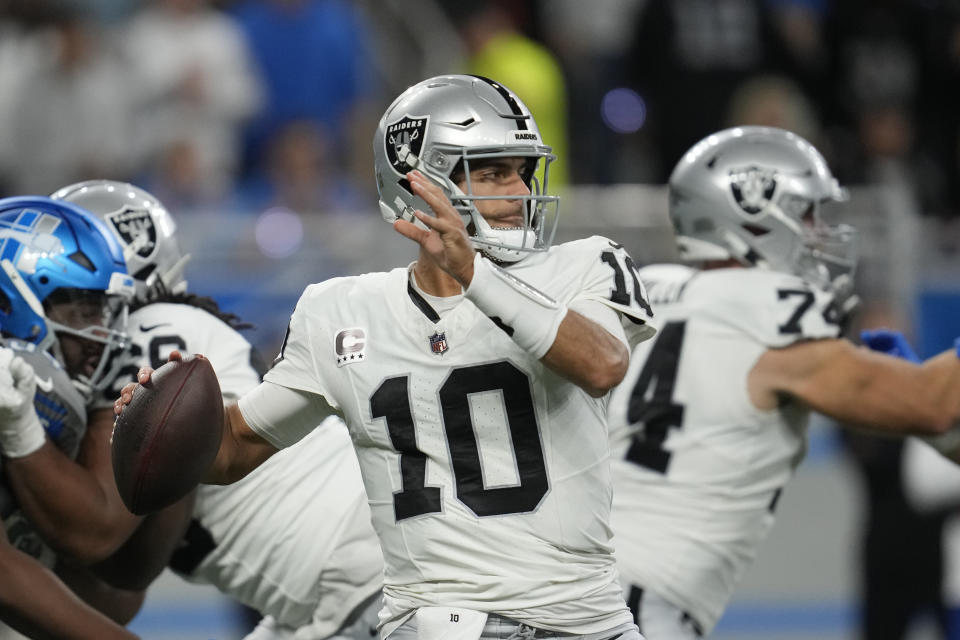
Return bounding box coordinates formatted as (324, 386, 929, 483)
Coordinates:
(111, 354, 223, 515)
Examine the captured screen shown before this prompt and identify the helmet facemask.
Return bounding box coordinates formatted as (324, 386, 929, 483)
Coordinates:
(443, 149, 559, 263)
(41, 277, 133, 400)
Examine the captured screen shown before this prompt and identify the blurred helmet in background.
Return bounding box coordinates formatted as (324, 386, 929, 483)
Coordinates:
(669, 126, 857, 292)
(52, 180, 190, 304)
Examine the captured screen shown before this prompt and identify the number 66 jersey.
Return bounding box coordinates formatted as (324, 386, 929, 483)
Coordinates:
(606, 263, 844, 636)
(247, 236, 654, 637)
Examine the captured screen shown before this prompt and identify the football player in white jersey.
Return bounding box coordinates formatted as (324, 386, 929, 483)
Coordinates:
(116, 74, 655, 640)
(606, 126, 960, 638)
(50, 180, 385, 640)
(0, 196, 139, 639)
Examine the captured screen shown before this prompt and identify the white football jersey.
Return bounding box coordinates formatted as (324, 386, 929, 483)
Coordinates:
(252, 236, 654, 636)
(116, 303, 383, 637)
(607, 264, 844, 634)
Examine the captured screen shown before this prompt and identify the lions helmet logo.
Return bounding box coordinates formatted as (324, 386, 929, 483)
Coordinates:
(384, 115, 429, 175)
(105, 207, 157, 260)
(729, 166, 777, 215)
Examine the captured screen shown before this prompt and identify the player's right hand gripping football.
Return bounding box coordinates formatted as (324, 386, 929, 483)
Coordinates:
(393, 170, 477, 287)
(0, 347, 46, 458)
(114, 350, 183, 417)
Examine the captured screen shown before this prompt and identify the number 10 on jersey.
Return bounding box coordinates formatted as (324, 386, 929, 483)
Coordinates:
(371, 361, 549, 521)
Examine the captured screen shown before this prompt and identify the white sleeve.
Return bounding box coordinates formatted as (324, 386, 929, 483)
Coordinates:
(263, 286, 339, 404)
(574, 238, 656, 347)
(238, 381, 341, 449)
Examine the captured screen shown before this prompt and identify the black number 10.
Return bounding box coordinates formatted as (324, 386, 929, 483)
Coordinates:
(370, 361, 549, 521)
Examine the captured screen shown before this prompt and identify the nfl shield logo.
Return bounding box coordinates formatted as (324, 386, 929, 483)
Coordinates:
(729, 166, 777, 215)
(105, 207, 157, 259)
(384, 114, 429, 175)
(429, 331, 448, 355)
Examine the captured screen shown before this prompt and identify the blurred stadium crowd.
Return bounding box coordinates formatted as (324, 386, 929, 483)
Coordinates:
(2, 0, 960, 226)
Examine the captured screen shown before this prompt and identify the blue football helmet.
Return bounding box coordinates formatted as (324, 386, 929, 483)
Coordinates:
(0, 196, 135, 399)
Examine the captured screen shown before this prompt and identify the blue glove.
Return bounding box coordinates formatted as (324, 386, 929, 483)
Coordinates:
(860, 328, 921, 363)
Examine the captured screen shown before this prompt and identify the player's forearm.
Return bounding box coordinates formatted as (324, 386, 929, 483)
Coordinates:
(0, 546, 138, 639)
(91, 493, 195, 591)
(57, 562, 147, 625)
(5, 442, 139, 564)
(542, 310, 629, 397)
(204, 404, 274, 484)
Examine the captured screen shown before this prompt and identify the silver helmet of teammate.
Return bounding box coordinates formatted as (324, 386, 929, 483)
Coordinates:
(373, 74, 559, 263)
(669, 126, 857, 291)
(51, 180, 190, 303)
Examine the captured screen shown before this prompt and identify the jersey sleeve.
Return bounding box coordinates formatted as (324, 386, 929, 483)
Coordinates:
(698, 270, 844, 349)
(238, 381, 339, 449)
(263, 284, 340, 406)
(572, 236, 657, 347)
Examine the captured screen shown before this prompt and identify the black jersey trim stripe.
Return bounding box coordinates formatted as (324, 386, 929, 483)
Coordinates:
(407, 280, 441, 323)
(469, 74, 528, 130)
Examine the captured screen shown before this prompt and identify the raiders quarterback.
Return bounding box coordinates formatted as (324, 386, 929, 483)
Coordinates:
(52, 180, 385, 640)
(117, 75, 655, 640)
(606, 126, 960, 638)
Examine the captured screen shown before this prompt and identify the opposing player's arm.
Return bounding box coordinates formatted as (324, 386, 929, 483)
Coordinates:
(0, 521, 138, 639)
(749, 338, 960, 435)
(56, 563, 146, 626)
(5, 407, 143, 565)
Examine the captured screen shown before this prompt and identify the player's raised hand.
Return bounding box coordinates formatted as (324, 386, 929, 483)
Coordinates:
(114, 350, 184, 416)
(394, 170, 476, 287)
(0, 347, 45, 458)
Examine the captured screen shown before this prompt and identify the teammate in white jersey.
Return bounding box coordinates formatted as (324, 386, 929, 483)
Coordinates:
(116, 74, 655, 640)
(606, 126, 960, 638)
(0, 196, 139, 639)
(52, 180, 385, 640)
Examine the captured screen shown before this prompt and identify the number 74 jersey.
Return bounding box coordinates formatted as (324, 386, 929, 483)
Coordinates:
(606, 264, 843, 635)
(260, 236, 654, 635)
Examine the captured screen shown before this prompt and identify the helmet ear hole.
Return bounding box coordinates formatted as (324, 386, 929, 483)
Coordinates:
(0, 288, 10, 315)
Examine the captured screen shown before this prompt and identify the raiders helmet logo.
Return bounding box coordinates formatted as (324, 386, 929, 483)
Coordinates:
(384, 115, 429, 175)
(105, 207, 157, 259)
(729, 166, 777, 215)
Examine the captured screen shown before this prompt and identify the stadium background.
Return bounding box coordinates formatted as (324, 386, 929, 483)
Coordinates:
(1, 0, 959, 638)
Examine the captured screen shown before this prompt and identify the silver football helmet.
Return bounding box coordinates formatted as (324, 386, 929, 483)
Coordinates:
(373, 74, 559, 263)
(669, 126, 857, 291)
(51, 180, 190, 303)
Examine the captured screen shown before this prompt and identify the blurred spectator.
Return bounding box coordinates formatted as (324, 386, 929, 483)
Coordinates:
(122, 0, 262, 205)
(538, 0, 646, 184)
(232, 119, 370, 215)
(441, 0, 570, 187)
(724, 73, 821, 144)
(229, 0, 379, 196)
(0, 7, 136, 194)
(624, 0, 809, 180)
